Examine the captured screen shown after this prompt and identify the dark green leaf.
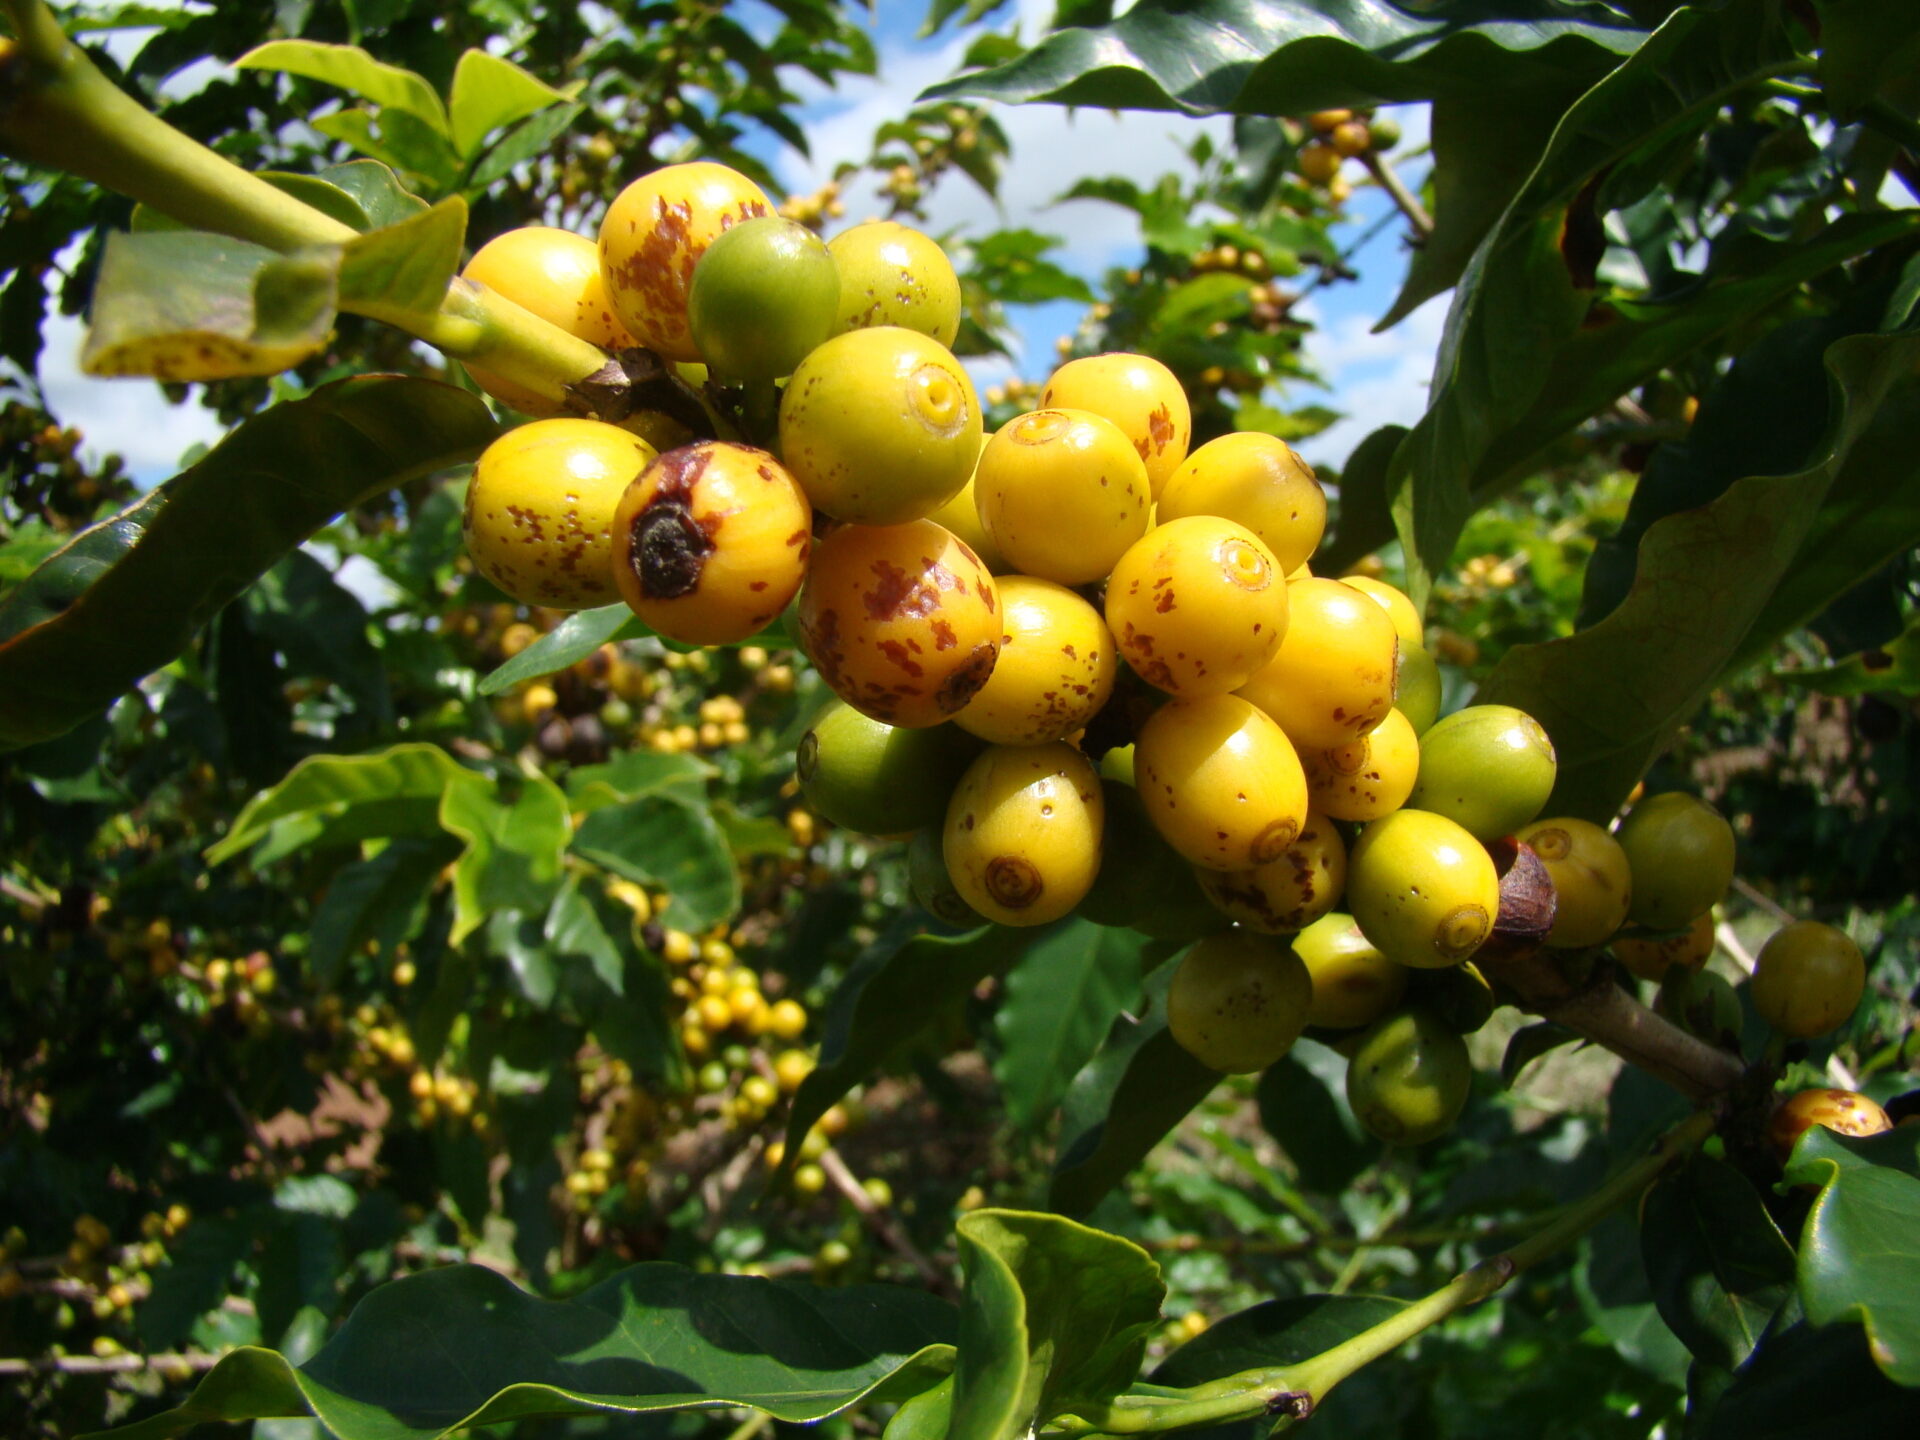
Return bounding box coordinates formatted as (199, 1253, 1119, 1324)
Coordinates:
(137, 1217, 254, 1352)
(950, 1209, 1164, 1440)
(779, 927, 1021, 1180)
(107, 1263, 957, 1440)
(0, 377, 496, 751)
(447, 49, 575, 159)
(244, 549, 391, 724)
(572, 795, 738, 934)
(1476, 295, 1920, 821)
(80, 229, 337, 380)
(1255, 1049, 1372, 1195)
(1151, 1294, 1408, 1385)
(1816, 0, 1920, 117)
(1501, 1022, 1581, 1087)
(1781, 1126, 1920, 1385)
(206, 744, 486, 865)
(1050, 1013, 1220, 1217)
(308, 837, 451, 982)
(1642, 1156, 1796, 1371)
(994, 919, 1146, 1132)
(441, 770, 572, 944)
(881, 1373, 954, 1440)
(1696, 1315, 1920, 1440)
(478, 604, 644, 696)
(922, 0, 1645, 117)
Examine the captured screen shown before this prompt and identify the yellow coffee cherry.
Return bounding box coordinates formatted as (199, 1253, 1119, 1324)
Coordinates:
(973, 409, 1150, 584)
(1292, 912, 1408, 1030)
(1340, 575, 1422, 650)
(464, 419, 658, 610)
(954, 577, 1116, 745)
(1134, 694, 1309, 872)
(792, 1163, 827, 1196)
(1516, 816, 1632, 949)
(741, 1075, 780, 1111)
(1166, 931, 1313, 1073)
(1237, 577, 1399, 751)
(797, 520, 1001, 728)
(1193, 811, 1346, 934)
(1301, 707, 1420, 823)
(1104, 516, 1287, 697)
(1346, 810, 1500, 969)
(926, 438, 1006, 572)
(827, 220, 962, 347)
(460, 226, 635, 415)
(1751, 920, 1866, 1039)
(599, 161, 772, 362)
(610, 440, 811, 645)
(1329, 119, 1373, 157)
(773, 1048, 812, 1092)
(661, 929, 696, 964)
(767, 999, 808, 1041)
(1156, 433, 1326, 574)
(1615, 792, 1736, 932)
(1038, 352, 1192, 499)
(778, 326, 982, 525)
(1298, 142, 1341, 184)
(696, 994, 733, 1032)
(1612, 910, 1715, 982)
(729, 987, 768, 1031)
(943, 742, 1104, 927)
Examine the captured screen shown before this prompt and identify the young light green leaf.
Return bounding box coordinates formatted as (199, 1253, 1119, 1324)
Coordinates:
(1641, 1155, 1796, 1372)
(81, 230, 336, 381)
(950, 1209, 1165, 1440)
(235, 40, 451, 137)
(312, 109, 461, 192)
(336, 195, 467, 323)
(441, 769, 572, 944)
(566, 750, 713, 814)
(104, 1263, 957, 1440)
(206, 744, 486, 865)
(318, 159, 431, 228)
(1781, 1126, 1920, 1386)
(994, 918, 1147, 1132)
(448, 49, 577, 159)
(571, 795, 738, 933)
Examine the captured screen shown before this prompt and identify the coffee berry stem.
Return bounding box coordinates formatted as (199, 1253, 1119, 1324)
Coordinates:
(1357, 150, 1433, 241)
(1047, 1109, 1717, 1438)
(0, 0, 616, 412)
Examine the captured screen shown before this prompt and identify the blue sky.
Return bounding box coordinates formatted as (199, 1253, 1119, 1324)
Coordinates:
(36, 2, 1444, 483)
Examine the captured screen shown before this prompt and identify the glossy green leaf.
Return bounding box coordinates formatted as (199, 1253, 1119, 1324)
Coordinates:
(312, 109, 461, 192)
(207, 744, 486, 865)
(1641, 1155, 1796, 1372)
(477, 604, 644, 696)
(571, 795, 738, 934)
(448, 49, 576, 159)
(1785, 615, 1920, 697)
(1050, 1009, 1220, 1217)
(881, 1373, 954, 1440)
(922, 0, 1644, 117)
(100, 1262, 957, 1440)
(80, 229, 336, 380)
(467, 102, 588, 191)
(1386, 1, 1803, 605)
(0, 377, 495, 751)
(949, 1209, 1164, 1440)
(336, 197, 467, 324)
(1476, 301, 1920, 821)
(1151, 1294, 1408, 1386)
(566, 749, 713, 813)
(318, 160, 432, 229)
(1255, 1049, 1372, 1196)
(235, 40, 451, 137)
(441, 769, 572, 945)
(778, 926, 1020, 1180)
(994, 918, 1146, 1132)
(1781, 1126, 1920, 1386)
(1696, 1314, 1920, 1439)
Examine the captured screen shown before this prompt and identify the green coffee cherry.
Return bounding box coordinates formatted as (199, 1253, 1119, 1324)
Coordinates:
(1393, 644, 1442, 735)
(1345, 1006, 1473, 1145)
(1346, 809, 1500, 969)
(1406, 704, 1556, 842)
(1750, 920, 1865, 1039)
(688, 216, 838, 382)
(1293, 912, 1406, 1031)
(1166, 931, 1313, 1073)
(1615, 792, 1735, 931)
(797, 703, 978, 836)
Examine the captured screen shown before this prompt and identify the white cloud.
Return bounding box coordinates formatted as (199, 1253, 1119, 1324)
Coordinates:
(1292, 293, 1447, 469)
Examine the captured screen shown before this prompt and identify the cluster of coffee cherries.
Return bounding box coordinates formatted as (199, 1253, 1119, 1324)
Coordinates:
(1295, 108, 1402, 199)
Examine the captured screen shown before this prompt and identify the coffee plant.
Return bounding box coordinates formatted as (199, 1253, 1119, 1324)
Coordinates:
(2, 3, 1917, 1439)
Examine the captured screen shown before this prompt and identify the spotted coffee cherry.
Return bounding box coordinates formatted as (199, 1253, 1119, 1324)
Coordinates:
(1038, 351, 1192, 499)
(1134, 694, 1309, 872)
(953, 576, 1115, 745)
(1104, 516, 1287, 697)
(1346, 809, 1499, 969)
(1156, 431, 1325, 574)
(611, 441, 811, 645)
(1193, 811, 1346, 934)
(1516, 816, 1631, 949)
(973, 408, 1150, 584)
(943, 742, 1103, 926)
(1166, 931, 1313, 1073)
(1238, 577, 1399, 752)
(1301, 706, 1419, 823)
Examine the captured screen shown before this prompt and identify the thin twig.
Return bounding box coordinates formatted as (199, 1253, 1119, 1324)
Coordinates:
(817, 1147, 947, 1295)
(1729, 876, 1795, 925)
(1359, 152, 1434, 241)
(0, 1350, 224, 1376)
